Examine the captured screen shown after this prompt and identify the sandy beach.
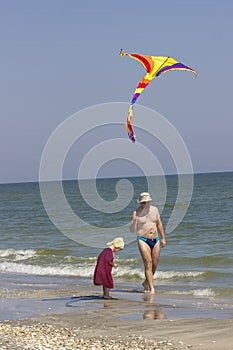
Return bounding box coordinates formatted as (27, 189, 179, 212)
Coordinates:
(1, 286, 233, 350)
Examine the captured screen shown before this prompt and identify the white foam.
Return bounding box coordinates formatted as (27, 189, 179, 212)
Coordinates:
(114, 266, 144, 279)
(0, 249, 37, 261)
(113, 268, 204, 280)
(155, 271, 204, 279)
(168, 288, 215, 298)
(0, 261, 95, 277)
(193, 288, 215, 297)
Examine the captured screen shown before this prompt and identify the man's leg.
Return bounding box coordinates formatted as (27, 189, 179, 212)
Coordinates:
(151, 242, 160, 276)
(138, 240, 155, 294)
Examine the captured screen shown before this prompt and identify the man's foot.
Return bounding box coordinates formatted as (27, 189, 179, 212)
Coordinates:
(142, 280, 150, 292)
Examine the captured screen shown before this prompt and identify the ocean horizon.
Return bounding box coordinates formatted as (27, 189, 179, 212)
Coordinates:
(1, 169, 233, 185)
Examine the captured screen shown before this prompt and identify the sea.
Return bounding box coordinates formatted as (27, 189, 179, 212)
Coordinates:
(0, 172, 233, 320)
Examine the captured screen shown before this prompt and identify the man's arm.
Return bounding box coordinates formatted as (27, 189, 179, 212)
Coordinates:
(157, 217, 166, 247)
(129, 210, 137, 232)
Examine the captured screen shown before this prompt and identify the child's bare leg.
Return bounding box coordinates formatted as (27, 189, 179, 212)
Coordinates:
(103, 286, 111, 299)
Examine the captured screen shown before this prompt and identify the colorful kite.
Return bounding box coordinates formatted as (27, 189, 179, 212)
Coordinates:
(120, 49, 197, 142)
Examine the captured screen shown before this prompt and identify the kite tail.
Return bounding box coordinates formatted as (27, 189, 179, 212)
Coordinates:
(126, 105, 136, 143)
(131, 76, 151, 104)
(125, 76, 151, 142)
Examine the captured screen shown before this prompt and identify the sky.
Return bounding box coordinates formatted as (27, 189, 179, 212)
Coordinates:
(0, 0, 233, 183)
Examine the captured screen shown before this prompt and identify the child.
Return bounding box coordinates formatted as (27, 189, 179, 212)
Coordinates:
(93, 237, 124, 299)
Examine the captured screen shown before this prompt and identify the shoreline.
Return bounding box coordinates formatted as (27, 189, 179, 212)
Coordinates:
(1, 285, 233, 349)
(1, 279, 232, 321)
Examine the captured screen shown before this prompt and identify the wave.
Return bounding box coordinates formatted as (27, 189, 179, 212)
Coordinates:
(193, 288, 215, 297)
(156, 270, 204, 279)
(0, 260, 205, 281)
(0, 249, 37, 261)
(0, 261, 95, 277)
(165, 288, 215, 298)
(0, 248, 97, 264)
(117, 269, 204, 280)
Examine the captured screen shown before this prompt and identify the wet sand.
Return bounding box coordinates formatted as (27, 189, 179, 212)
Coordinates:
(0, 286, 233, 350)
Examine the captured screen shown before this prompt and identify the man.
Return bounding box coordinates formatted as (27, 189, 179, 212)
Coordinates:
(130, 192, 166, 294)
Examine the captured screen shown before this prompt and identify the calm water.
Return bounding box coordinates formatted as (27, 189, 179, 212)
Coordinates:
(0, 172, 233, 319)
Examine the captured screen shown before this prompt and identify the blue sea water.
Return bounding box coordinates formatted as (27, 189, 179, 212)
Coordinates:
(0, 172, 233, 320)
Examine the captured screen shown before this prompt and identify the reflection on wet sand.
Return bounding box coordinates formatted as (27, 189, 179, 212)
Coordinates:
(143, 293, 155, 304)
(143, 308, 163, 320)
(102, 292, 165, 320)
(143, 293, 164, 320)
